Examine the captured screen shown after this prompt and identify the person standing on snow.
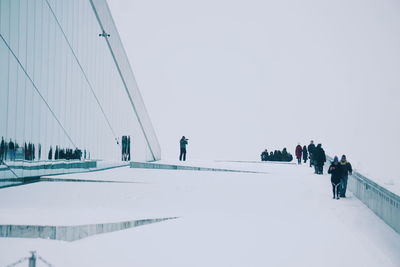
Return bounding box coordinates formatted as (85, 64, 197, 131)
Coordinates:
(307, 140, 316, 168)
(339, 155, 352, 198)
(313, 144, 326, 174)
(179, 136, 188, 161)
(261, 149, 269, 161)
(295, 144, 302, 164)
(302, 145, 308, 164)
(328, 156, 343, 199)
(0, 137, 4, 163)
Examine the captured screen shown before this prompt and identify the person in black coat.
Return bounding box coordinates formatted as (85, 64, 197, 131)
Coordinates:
(48, 146, 53, 160)
(0, 137, 4, 163)
(9, 140, 15, 161)
(261, 149, 268, 161)
(272, 150, 278, 161)
(313, 144, 326, 174)
(282, 148, 291, 162)
(179, 136, 188, 161)
(302, 145, 308, 163)
(307, 140, 316, 167)
(339, 155, 352, 197)
(328, 156, 343, 199)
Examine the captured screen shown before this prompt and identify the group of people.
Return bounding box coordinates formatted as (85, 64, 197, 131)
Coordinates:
(295, 144, 309, 164)
(180, 137, 351, 200)
(296, 141, 326, 175)
(0, 136, 88, 164)
(299, 140, 353, 199)
(260, 148, 293, 162)
(328, 155, 353, 199)
(47, 146, 84, 161)
(1, 138, 43, 162)
(0, 137, 18, 162)
(121, 135, 131, 162)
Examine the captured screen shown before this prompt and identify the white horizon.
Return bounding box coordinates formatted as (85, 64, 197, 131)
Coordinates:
(107, 0, 400, 184)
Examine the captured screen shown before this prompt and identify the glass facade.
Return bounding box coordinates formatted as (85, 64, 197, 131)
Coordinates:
(0, 0, 161, 180)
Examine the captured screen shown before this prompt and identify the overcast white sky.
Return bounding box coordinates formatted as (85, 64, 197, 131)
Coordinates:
(107, 0, 400, 182)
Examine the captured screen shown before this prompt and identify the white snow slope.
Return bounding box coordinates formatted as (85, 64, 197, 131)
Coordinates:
(0, 161, 399, 267)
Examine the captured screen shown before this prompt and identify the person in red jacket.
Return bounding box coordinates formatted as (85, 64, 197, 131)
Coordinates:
(295, 144, 302, 164)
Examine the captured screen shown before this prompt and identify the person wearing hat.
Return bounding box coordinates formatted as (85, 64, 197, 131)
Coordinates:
(339, 155, 352, 197)
(328, 156, 342, 199)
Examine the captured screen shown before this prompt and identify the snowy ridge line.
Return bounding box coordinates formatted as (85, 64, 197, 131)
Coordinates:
(130, 161, 267, 174)
(326, 155, 400, 234)
(0, 217, 178, 242)
(0, 177, 138, 184)
(38, 177, 144, 184)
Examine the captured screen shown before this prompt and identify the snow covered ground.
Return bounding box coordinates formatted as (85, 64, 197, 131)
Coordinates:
(0, 161, 399, 267)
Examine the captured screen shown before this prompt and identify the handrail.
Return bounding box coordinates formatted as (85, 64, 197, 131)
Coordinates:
(326, 155, 400, 234)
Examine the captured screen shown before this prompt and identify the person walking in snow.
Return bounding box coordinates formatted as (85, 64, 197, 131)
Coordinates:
(179, 136, 188, 161)
(328, 156, 343, 199)
(302, 145, 308, 164)
(339, 155, 352, 198)
(295, 144, 302, 164)
(307, 140, 316, 168)
(313, 144, 326, 174)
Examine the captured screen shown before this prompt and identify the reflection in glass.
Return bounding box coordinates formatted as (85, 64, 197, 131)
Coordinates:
(0, 0, 160, 182)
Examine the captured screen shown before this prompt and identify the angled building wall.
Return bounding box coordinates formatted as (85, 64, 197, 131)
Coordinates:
(0, 0, 161, 180)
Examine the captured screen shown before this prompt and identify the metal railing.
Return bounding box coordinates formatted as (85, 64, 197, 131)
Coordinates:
(5, 251, 54, 267)
(326, 156, 400, 234)
(349, 171, 400, 234)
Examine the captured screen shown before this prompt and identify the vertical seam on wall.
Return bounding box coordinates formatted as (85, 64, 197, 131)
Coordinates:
(0, 33, 77, 149)
(5, 3, 11, 144)
(88, 0, 157, 161)
(43, 0, 119, 144)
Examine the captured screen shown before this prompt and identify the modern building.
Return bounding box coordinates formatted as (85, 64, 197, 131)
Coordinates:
(0, 0, 161, 180)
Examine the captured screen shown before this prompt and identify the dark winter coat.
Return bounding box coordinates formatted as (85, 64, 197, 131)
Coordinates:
(302, 146, 308, 160)
(313, 145, 326, 164)
(180, 138, 188, 149)
(9, 141, 15, 150)
(0, 139, 4, 155)
(340, 161, 353, 176)
(307, 143, 316, 159)
(328, 162, 343, 184)
(261, 151, 268, 161)
(295, 145, 302, 159)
